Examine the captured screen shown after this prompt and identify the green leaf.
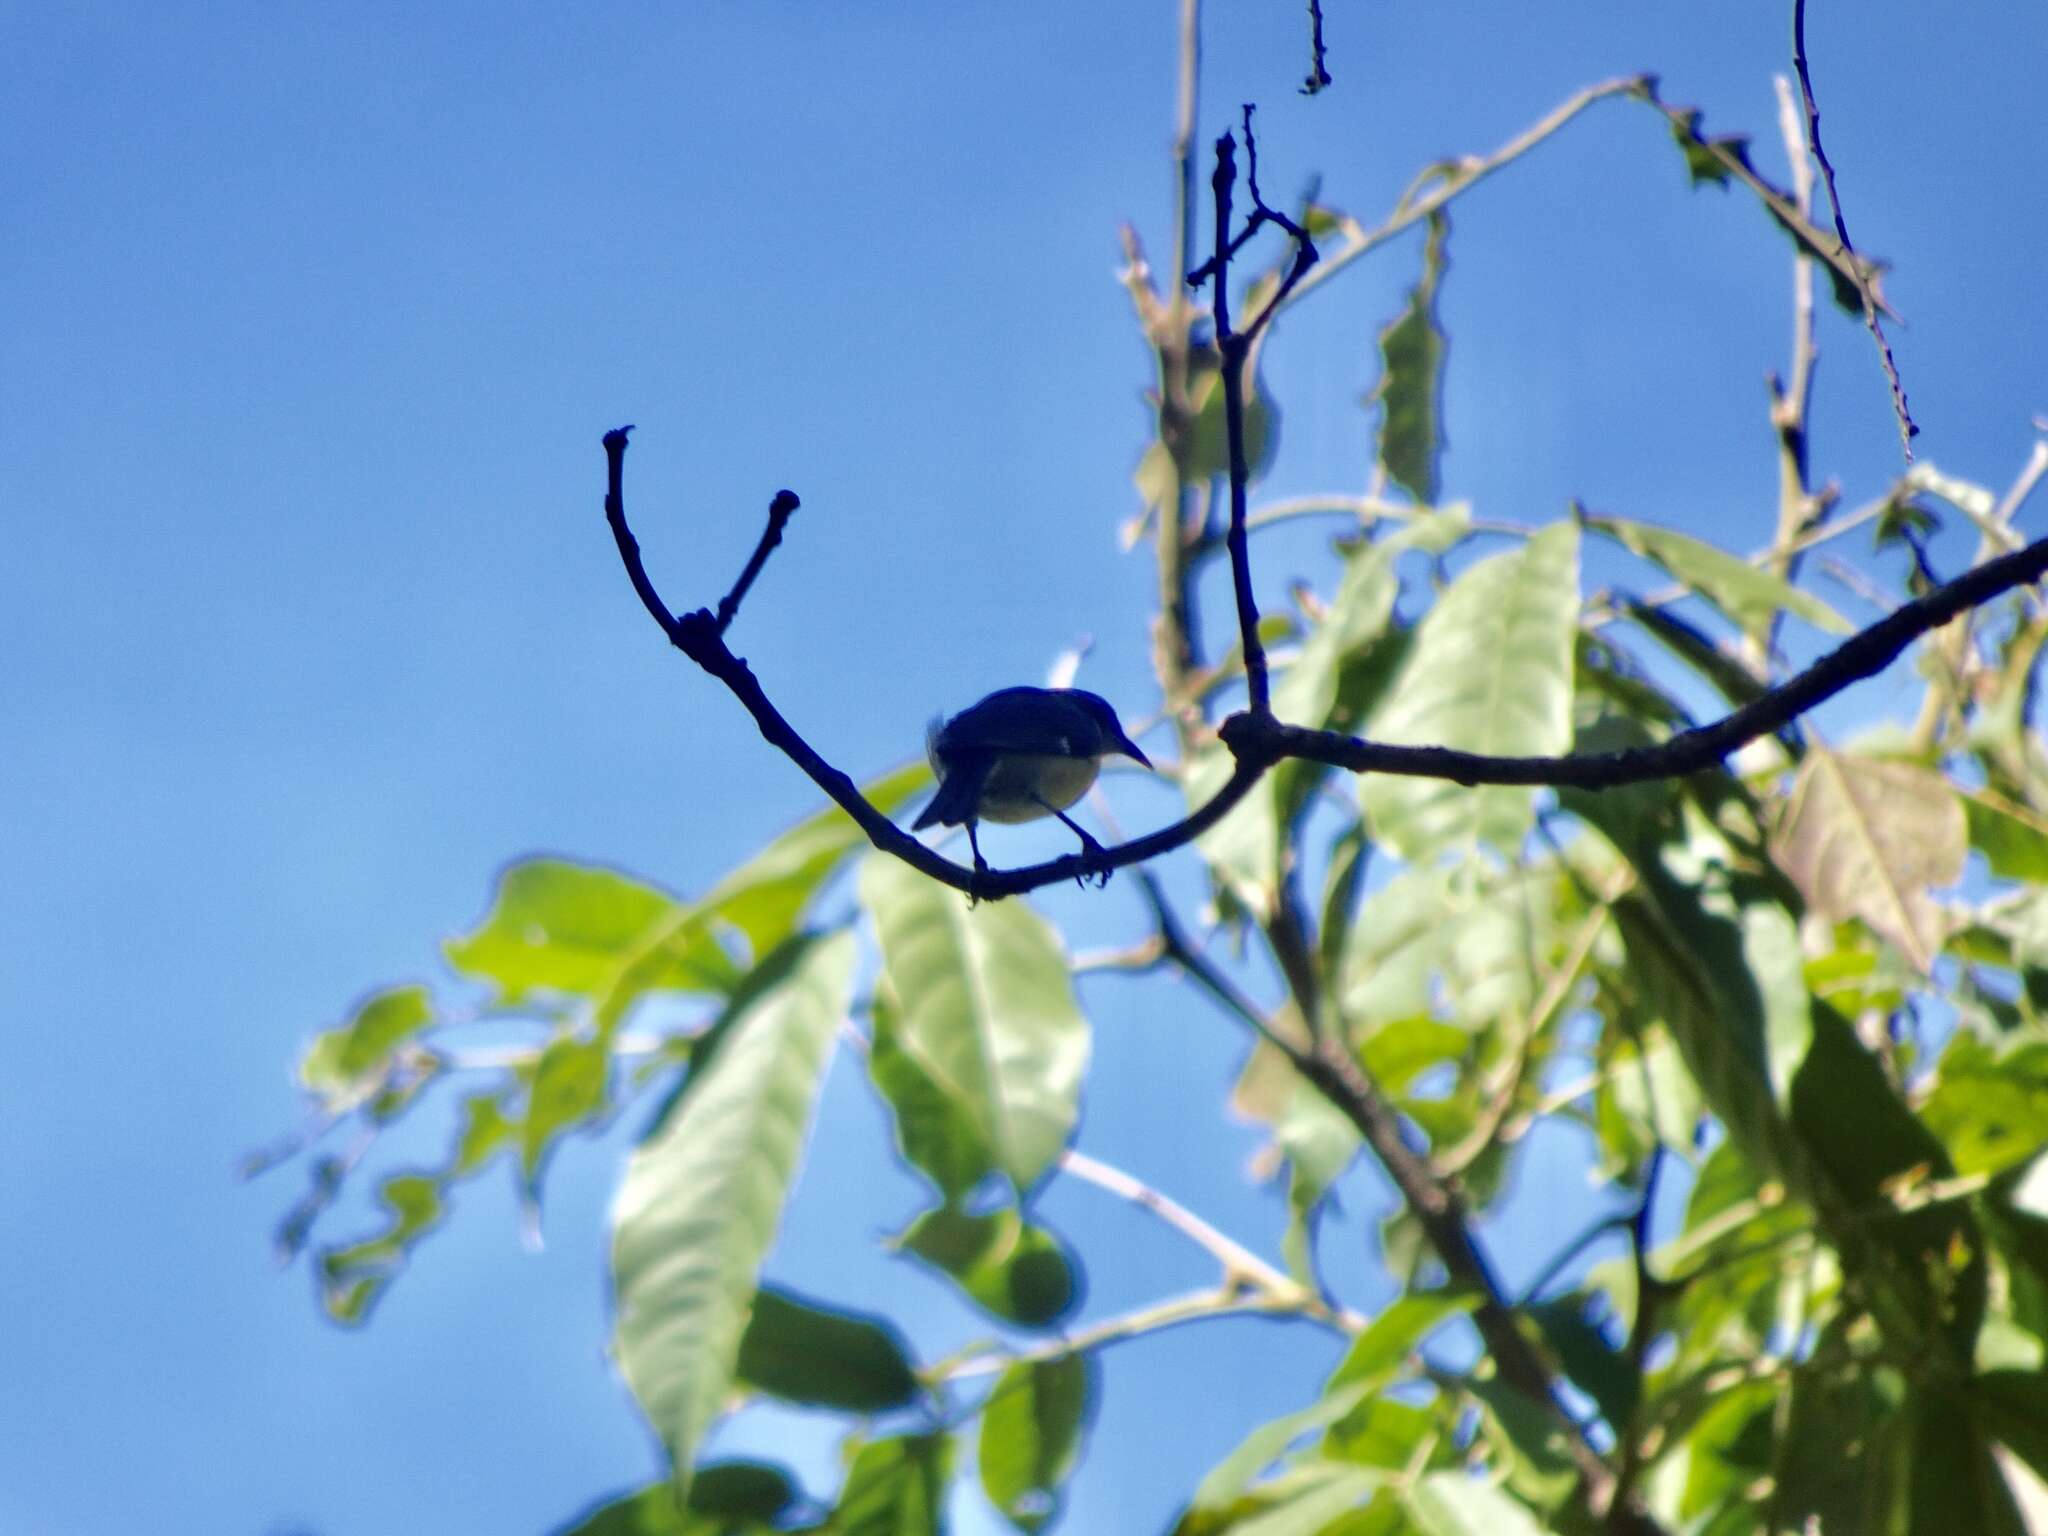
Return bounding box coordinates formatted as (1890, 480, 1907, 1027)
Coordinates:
(1190, 1385, 1372, 1513)
(1584, 809, 1984, 1364)
(1906, 1389, 2029, 1536)
(1328, 1289, 1476, 1392)
(1320, 1397, 1439, 1470)
(1403, 1472, 1546, 1536)
(1772, 747, 1966, 974)
(1660, 103, 1876, 314)
(1964, 787, 2048, 883)
(1620, 599, 1767, 708)
(732, 1286, 920, 1413)
(522, 1033, 611, 1193)
(610, 931, 855, 1500)
(446, 861, 737, 1003)
(316, 1172, 444, 1325)
(979, 1354, 1095, 1532)
(1368, 211, 1450, 504)
(868, 992, 994, 1202)
(1586, 512, 1851, 637)
(557, 1461, 799, 1534)
(1188, 302, 1281, 486)
(1459, 1373, 1576, 1509)
(708, 762, 932, 959)
(829, 1433, 953, 1536)
(300, 985, 433, 1101)
(1920, 1036, 2048, 1177)
(896, 1205, 1079, 1329)
(1974, 1369, 2048, 1482)
(1362, 522, 1579, 860)
(860, 855, 1089, 1192)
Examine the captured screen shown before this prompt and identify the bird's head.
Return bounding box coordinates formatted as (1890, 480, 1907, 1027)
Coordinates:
(1066, 689, 1153, 769)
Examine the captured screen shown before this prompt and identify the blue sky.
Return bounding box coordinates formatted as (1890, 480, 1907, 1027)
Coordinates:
(4, 4, 2044, 1533)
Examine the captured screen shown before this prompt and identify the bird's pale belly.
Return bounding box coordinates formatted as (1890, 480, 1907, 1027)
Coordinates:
(978, 753, 1102, 824)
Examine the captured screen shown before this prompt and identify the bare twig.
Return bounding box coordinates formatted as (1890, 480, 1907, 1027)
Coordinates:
(1278, 75, 1649, 317)
(1187, 115, 1319, 717)
(1060, 1148, 1345, 1315)
(1301, 0, 1332, 95)
(1760, 73, 1822, 667)
(1791, 0, 1917, 458)
(714, 490, 799, 634)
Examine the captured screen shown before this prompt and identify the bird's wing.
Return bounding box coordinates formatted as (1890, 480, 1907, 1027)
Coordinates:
(937, 689, 1101, 757)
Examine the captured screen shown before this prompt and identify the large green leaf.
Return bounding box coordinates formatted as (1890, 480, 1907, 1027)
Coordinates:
(979, 1354, 1096, 1532)
(829, 1433, 953, 1536)
(1367, 210, 1449, 504)
(732, 1285, 920, 1413)
(1403, 1472, 1546, 1536)
(1771, 747, 1965, 974)
(860, 855, 1089, 1192)
(445, 861, 738, 1003)
(1362, 521, 1579, 860)
(1586, 512, 1851, 636)
(897, 1205, 1079, 1329)
(867, 992, 994, 1202)
(610, 931, 855, 1498)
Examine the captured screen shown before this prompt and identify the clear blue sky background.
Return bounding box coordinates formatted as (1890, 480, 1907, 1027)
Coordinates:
(4, 4, 2044, 1533)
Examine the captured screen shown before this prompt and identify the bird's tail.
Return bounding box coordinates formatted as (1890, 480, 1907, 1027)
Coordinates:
(913, 752, 989, 830)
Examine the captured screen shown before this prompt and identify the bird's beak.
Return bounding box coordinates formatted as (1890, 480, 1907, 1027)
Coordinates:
(1115, 732, 1153, 770)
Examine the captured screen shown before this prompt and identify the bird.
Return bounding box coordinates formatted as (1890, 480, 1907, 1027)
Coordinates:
(912, 686, 1153, 885)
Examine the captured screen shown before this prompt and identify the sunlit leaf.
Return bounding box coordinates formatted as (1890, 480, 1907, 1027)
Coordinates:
(1772, 747, 1965, 973)
(1362, 522, 1579, 860)
(1920, 1035, 2048, 1177)
(708, 761, 931, 958)
(1189, 1384, 1372, 1514)
(610, 932, 854, 1500)
(830, 1433, 953, 1536)
(300, 984, 433, 1101)
(1327, 1290, 1476, 1392)
(446, 861, 737, 1003)
(1586, 512, 1851, 636)
(1403, 1471, 1546, 1536)
(979, 1354, 1095, 1532)
(860, 855, 1089, 1193)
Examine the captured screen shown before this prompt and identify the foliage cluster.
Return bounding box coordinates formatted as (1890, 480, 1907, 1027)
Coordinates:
(264, 16, 2048, 1536)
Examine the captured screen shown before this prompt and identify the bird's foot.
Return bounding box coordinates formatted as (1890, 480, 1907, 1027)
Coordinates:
(1072, 832, 1114, 890)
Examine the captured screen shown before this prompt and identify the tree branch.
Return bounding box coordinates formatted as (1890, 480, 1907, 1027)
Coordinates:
(604, 428, 2048, 901)
(1791, 0, 1917, 458)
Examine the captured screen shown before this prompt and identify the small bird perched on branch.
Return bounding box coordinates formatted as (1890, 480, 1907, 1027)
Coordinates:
(913, 687, 1153, 885)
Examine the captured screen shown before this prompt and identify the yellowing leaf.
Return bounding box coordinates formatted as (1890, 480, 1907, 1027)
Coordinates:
(1772, 749, 1965, 973)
